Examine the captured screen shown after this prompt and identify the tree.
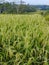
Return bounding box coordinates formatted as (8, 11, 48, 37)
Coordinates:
(0, 0, 37, 14)
(17, 0, 26, 13)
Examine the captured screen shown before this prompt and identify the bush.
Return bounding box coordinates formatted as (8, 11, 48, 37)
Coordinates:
(45, 15, 49, 21)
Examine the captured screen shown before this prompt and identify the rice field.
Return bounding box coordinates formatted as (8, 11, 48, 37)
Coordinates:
(0, 14, 49, 65)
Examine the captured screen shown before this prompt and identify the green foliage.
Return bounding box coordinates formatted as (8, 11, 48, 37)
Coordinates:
(0, 14, 49, 65)
(44, 11, 49, 21)
(45, 15, 49, 21)
(0, 2, 36, 14)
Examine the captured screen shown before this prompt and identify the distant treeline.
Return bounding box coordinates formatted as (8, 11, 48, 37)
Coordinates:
(0, 2, 36, 14)
(0, 2, 49, 14)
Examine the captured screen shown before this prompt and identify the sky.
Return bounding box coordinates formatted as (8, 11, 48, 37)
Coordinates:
(5, 0, 49, 5)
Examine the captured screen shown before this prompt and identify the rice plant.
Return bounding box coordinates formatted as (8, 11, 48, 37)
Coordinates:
(0, 14, 49, 65)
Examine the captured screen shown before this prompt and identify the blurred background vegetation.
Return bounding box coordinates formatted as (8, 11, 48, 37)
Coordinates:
(0, 0, 49, 14)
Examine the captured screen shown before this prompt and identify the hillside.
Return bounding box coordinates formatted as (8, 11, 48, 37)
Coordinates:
(32, 5, 49, 10)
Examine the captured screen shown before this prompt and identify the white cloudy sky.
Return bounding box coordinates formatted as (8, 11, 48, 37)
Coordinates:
(4, 0, 49, 5)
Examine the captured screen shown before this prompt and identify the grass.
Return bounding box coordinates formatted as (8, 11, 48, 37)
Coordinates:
(0, 14, 49, 65)
(45, 15, 49, 21)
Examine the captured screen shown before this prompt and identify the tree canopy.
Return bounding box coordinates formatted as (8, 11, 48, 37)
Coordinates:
(0, 2, 36, 14)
